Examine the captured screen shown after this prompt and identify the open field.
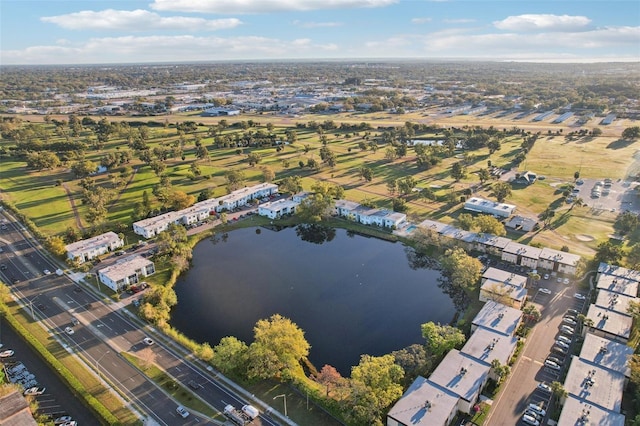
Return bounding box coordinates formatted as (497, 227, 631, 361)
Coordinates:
(1, 112, 639, 258)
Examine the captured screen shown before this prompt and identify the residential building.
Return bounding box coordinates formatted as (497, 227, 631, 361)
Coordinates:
(558, 395, 625, 426)
(594, 289, 638, 317)
(386, 377, 459, 426)
(65, 231, 124, 264)
(258, 199, 298, 219)
(562, 357, 625, 413)
(504, 215, 538, 232)
(538, 248, 580, 276)
(464, 197, 516, 218)
(501, 241, 542, 269)
(596, 263, 639, 297)
(584, 304, 633, 343)
(133, 211, 183, 239)
(97, 255, 155, 292)
(334, 200, 406, 229)
(513, 171, 537, 185)
(479, 268, 528, 309)
(471, 300, 523, 337)
(460, 327, 518, 379)
(0, 391, 38, 426)
(427, 350, 490, 414)
(578, 333, 633, 381)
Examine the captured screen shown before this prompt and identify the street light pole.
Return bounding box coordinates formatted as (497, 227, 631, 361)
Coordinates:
(273, 394, 287, 417)
(28, 295, 40, 318)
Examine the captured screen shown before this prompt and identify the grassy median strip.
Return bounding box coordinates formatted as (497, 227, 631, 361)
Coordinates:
(120, 352, 221, 420)
(2, 298, 135, 425)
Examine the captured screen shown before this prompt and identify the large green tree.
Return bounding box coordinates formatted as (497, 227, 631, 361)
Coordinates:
(421, 321, 465, 358)
(492, 181, 512, 202)
(439, 247, 483, 292)
(212, 336, 248, 375)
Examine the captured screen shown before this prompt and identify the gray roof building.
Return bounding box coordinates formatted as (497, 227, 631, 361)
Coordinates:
(471, 300, 523, 337)
(579, 333, 634, 378)
(386, 377, 459, 426)
(585, 305, 633, 343)
(460, 326, 518, 366)
(563, 356, 625, 412)
(557, 395, 625, 426)
(596, 273, 639, 298)
(594, 289, 639, 317)
(428, 350, 489, 406)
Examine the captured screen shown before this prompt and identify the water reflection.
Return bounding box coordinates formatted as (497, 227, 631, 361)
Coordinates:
(295, 223, 336, 244)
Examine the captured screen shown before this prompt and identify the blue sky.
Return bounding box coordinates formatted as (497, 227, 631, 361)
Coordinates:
(1, 0, 639, 65)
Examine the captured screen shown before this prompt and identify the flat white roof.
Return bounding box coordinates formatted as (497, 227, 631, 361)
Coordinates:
(558, 395, 625, 426)
(480, 280, 528, 303)
(482, 268, 527, 287)
(65, 231, 121, 254)
(259, 199, 298, 211)
(563, 356, 625, 412)
(579, 333, 634, 377)
(387, 376, 459, 426)
(98, 255, 153, 282)
(428, 350, 489, 402)
(539, 247, 580, 266)
(595, 289, 638, 317)
(502, 241, 543, 258)
(461, 327, 518, 366)
(596, 274, 639, 298)
(472, 300, 522, 336)
(598, 262, 640, 281)
(586, 305, 633, 341)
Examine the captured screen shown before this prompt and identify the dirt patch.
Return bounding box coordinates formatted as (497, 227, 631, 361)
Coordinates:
(575, 234, 595, 242)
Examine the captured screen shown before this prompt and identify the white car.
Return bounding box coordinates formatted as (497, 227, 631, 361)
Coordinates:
(539, 288, 551, 295)
(54, 416, 73, 425)
(560, 325, 575, 334)
(143, 337, 154, 346)
(544, 360, 561, 371)
(543, 274, 550, 280)
(574, 293, 586, 300)
(64, 327, 74, 335)
(23, 386, 46, 396)
(522, 413, 540, 426)
(563, 278, 570, 285)
(528, 403, 547, 417)
(537, 382, 552, 393)
(562, 317, 577, 326)
(555, 340, 570, 349)
(0, 349, 15, 358)
(557, 335, 572, 345)
(176, 405, 189, 418)
(43, 269, 51, 275)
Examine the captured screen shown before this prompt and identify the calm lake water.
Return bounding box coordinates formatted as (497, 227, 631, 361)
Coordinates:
(171, 225, 456, 374)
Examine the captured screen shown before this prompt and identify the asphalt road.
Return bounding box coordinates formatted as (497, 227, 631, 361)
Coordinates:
(1, 316, 99, 424)
(0, 210, 283, 426)
(485, 274, 590, 426)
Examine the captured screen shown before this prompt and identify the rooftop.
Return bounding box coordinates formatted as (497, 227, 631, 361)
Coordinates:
(460, 326, 518, 366)
(387, 376, 459, 426)
(502, 241, 543, 258)
(98, 254, 153, 282)
(557, 395, 625, 426)
(428, 350, 490, 402)
(482, 268, 527, 287)
(598, 262, 640, 281)
(594, 289, 638, 317)
(578, 333, 634, 377)
(563, 356, 625, 412)
(65, 231, 121, 253)
(480, 280, 528, 303)
(596, 274, 639, 298)
(539, 247, 581, 266)
(586, 305, 633, 341)
(472, 300, 523, 336)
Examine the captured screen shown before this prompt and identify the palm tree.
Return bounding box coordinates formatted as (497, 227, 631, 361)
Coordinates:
(551, 381, 568, 406)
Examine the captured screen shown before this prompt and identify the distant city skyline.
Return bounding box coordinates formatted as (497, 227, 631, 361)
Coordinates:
(1, 0, 639, 65)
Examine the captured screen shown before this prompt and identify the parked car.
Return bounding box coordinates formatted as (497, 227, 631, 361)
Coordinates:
(563, 317, 577, 326)
(552, 346, 568, 355)
(555, 340, 570, 349)
(528, 403, 547, 417)
(0, 349, 15, 358)
(522, 413, 540, 426)
(525, 409, 542, 421)
(64, 327, 74, 335)
(567, 309, 579, 316)
(537, 382, 552, 393)
(176, 405, 189, 418)
(560, 325, 575, 335)
(547, 356, 563, 365)
(539, 288, 551, 295)
(557, 335, 572, 345)
(563, 278, 570, 285)
(43, 269, 51, 275)
(574, 293, 586, 300)
(23, 386, 46, 396)
(54, 416, 73, 425)
(544, 360, 561, 370)
(543, 273, 550, 280)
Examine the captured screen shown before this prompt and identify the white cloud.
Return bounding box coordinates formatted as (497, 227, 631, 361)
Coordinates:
(293, 20, 343, 28)
(494, 14, 591, 32)
(41, 9, 242, 31)
(411, 17, 432, 24)
(0, 34, 342, 64)
(442, 18, 475, 24)
(150, 0, 397, 14)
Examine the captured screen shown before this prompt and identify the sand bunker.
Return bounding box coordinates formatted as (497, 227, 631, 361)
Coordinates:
(576, 234, 595, 242)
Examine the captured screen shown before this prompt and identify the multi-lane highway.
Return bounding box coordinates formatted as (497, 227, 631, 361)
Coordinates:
(0, 210, 284, 426)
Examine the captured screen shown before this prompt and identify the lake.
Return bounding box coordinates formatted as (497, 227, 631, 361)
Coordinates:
(170, 225, 456, 375)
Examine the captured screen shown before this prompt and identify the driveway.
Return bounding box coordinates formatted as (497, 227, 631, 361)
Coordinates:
(485, 276, 589, 425)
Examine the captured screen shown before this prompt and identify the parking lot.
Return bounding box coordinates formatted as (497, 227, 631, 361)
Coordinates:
(0, 319, 98, 424)
(569, 177, 640, 213)
(486, 270, 591, 426)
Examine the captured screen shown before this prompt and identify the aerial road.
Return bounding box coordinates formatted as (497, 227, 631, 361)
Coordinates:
(0, 210, 284, 426)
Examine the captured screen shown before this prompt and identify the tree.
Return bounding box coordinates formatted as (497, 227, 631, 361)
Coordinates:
(246, 152, 261, 166)
(347, 354, 404, 426)
(490, 359, 510, 383)
(457, 213, 475, 230)
(296, 183, 336, 222)
(71, 159, 97, 178)
(629, 354, 640, 385)
(522, 304, 541, 324)
(439, 247, 483, 293)
(574, 171, 581, 182)
(451, 161, 466, 181)
(212, 336, 248, 375)
(155, 223, 188, 255)
(622, 126, 640, 140)
(260, 166, 275, 183)
(492, 181, 512, 202)
(477, 168, 491, 184)
(195, 144, 209, 160)
(279, 176, 303, 195)
(616, 211, 639, 235)
(474, 214, 506, 236)
(421, 322, 465, 358)
(225, 169, 245, 192)
(246, 342, 283, 380)
(627, 243, 640, 270)
(26, 151, 60, 170)
(594, 241, 624, 265)
(540, 208, 556, 227)
(315, 364, 345, 397)
(550, 381, 568, 404)
(169, 190, 195, 210)
(46, 236, 67, 257)
(252, 314, 310, 372)
(392, 344, 429, 386)
(359, 166, 373, 182)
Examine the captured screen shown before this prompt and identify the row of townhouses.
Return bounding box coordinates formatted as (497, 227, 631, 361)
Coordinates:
(96, 254, 155, 292)
(415, 219, 581, 276)
(556, 263, 640, 425)
(387, 300, 523, 426)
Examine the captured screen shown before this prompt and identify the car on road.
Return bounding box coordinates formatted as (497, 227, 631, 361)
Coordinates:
(562, 317, 577, 326)
(563, 278, 570, 285)
(522, 413, 540, 426)
(54, 416, 73, 425)
(539, 288, 551, 295)
(23, 386, 46, 396)
(59, 422, 77, 426)
(544, 360, 561, 371)
(176, 405, 189, 418)
(43, 269, 51, 275)
(543, 273, 550, 280)
(537, 382, 552, 393)
(555, 340, 570, 349)
(557, 277, 562, 283)
(0, 349, 15, 358)
(574, 293, 586, 300)
(64, 327, 74, 335)
(557, 335, 572, 345)
(143, 337, 154, 346)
